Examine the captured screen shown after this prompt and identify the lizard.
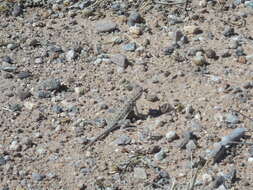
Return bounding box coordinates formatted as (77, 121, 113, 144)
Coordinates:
(86, 86, 143, 148)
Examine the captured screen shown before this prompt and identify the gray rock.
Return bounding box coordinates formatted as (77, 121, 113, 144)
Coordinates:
(192, 53, 206, 66)
(0, 157, 6, 166)
(206, 49, 217, 59)
(40, 78, 61, 91)
(32, 173, 45, 181)
(95, 20, 117, 33)
(34, 57, 43, 64)
(165, 131, 178, 142)
(114, 135, 131, 145)
(185, 105, 194, 115)
(12, 5, 23, 16)
(220, 128, 246, 146)
(154, 149, 166, 161)
(93, 58, 103, 65)
(16, 71, 32, 79)
(229, 40, 239, 49)
(1, 56, 13, 64)
(10, 141, 22, 151)
(128, 11, 142, 26)
(163, 46, 174, 55)
(52, 105, 63, 113)
(0, 63, 17, 72)
(37, 90, 51, 98)
(224, 113, 240, 124)
(245, 1, 253, 8)
(235, 47, 245, 56)
(9, 104, 22, 112)
(133, 167, 147, 179)
(48, 45, 63, 53)
(47, 172, 57, 179)
(178, 131, 194, 149)
(110, 54, 128, 68)
(122, 42, 136, 52)
(66, 49, 77, 61)
(7, 43, 18, 50)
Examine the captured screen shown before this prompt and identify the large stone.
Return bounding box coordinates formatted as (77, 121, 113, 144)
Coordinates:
(95, 20, 117, 33)
(110, 54, 128, 68)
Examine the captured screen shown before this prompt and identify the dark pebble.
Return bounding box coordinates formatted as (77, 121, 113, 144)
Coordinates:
(12, 5, 23, 16)
(16, 71, 32, 79)
(163, 46, 174, 55)
(223, 27, 235, 37)
(52, 105, 64, 113)
(128, 11, 143, 26)
(1, 56, 13, 64)
(206, 49, 217, 59)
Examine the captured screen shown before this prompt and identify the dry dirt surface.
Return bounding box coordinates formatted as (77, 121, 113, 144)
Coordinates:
(0, 0, 253, 189)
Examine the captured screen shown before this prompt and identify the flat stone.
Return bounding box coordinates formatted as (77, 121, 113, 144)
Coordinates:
(154, 150, 166, 161)
(133, 167, 147, 179)
(32, 173, 45, 181)
(39, 78, 61, 91)
(114, 135, 131, 145)
(16, 71, 32, 79)
(110, 54, 128, 68)
(95, 20, 117, 33)
(122, 42, 136, 52)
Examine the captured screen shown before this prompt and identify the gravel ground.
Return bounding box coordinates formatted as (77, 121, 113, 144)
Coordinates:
(0, 0, 253, 189)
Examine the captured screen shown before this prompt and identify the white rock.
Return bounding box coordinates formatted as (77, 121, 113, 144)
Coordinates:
(165, 131, 178, 142)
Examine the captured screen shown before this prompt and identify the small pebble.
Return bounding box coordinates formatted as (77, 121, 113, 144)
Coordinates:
(122, 42, 136, 52)
(32, 173, 45, 181)
(128, 11, 142, 26)
(154, 149, 166, 161)
(129, 26, 142, 35)
(206, 49, 217, 59)
(165, 131, 178, 142)
(114, 135, 131, 145)
(192, 53, 206, 66)
(224, 113, 240, 124)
